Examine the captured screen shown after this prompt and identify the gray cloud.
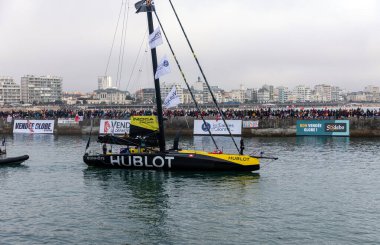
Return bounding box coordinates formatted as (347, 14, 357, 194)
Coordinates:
(1, 0, 379, 92)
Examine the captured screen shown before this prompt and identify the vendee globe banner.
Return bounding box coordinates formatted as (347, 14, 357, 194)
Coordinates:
(13, 120, 55, 134)
(194, 120, 242, 135)
(296, 120, 350, 136)
(99, 120, 130, 135)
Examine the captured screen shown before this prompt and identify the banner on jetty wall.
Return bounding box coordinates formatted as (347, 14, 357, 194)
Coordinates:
(13, 120, 55, 134)
(296, 120, 350, 136)
(243, 121, 259, 128)
(58, 118, 79, 125)
(99, 120, 130, 135)
(194, 120, 242, 135)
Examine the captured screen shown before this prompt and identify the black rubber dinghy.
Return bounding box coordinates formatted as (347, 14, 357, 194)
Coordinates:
(0, 155, 29, 166)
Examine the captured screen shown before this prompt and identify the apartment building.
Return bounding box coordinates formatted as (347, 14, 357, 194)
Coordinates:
(0, 76, 21, 105)
(21, 75, 62, 103)
(98, 76, 113, 90)
(314, 84, 332, 102)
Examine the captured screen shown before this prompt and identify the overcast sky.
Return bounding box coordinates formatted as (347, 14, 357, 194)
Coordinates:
(1, 0, 379, 92)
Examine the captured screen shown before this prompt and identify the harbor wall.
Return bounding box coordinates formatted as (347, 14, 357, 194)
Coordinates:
(1, 118, 380, 137)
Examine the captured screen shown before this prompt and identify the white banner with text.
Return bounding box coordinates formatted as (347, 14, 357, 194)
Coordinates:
(99, 120, 130, 135)
(58, 118, 79, 125)
(193, 120, 242, 135)
(13, 120, 55, 134)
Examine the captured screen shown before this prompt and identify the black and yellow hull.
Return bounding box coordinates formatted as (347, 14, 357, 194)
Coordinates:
(83, 150, 260, 172)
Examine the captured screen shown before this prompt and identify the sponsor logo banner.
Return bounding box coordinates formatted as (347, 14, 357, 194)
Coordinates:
(325, 123, 347, 132)
(194, 120, 242, 135)
(99, 120, 130, 135)
(13, 120, 55, 134)
(243, 121, 259, 128)
(296, 120, 349, 136)
(130, 116, 158, 131)
(58, 118, 79, 124)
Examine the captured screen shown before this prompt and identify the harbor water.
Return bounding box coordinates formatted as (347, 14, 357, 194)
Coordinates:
(1, 135, 379, 244)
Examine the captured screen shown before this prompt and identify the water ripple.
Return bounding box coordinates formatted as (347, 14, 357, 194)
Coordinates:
(0, 135, 379, 244)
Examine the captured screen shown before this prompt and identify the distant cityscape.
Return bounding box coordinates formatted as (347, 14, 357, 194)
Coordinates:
(1, 75, 379, 106)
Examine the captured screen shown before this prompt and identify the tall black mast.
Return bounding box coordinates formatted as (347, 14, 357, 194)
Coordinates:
(143, 2, 166, 152)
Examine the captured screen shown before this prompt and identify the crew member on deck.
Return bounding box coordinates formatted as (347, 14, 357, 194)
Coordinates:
(102, 143, 107, 155)
(240, 139, 245, 155)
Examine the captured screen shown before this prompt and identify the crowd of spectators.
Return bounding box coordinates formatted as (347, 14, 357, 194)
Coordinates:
(0, 107, 379, 120)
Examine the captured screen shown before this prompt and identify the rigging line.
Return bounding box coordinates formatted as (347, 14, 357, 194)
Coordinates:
(115, 0, 126, 86)
(138, 38, 150, 96)
(136, 42, 149, 94)
(126, 28, 148, 91)
(118, 0, 131, 89)
(168, 0, 240, 154)
(116, 0, 128, 88)
(134, 53, 145, 93)
(119, 0, 130, 88)
(134, 40, 148, 97)
(153, 10, 220, 151)
(104, 0, 125, 76)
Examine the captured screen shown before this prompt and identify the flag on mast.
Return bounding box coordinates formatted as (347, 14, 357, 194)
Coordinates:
(149, 27, 163, 49)
(155, 55, 171, 79)
(163, 85, 180, 108)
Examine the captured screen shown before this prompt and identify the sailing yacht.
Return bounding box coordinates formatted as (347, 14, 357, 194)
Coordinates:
(83, 0, 266, 171)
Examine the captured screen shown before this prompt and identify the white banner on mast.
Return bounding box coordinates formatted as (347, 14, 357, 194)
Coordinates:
(149, 26, 163, 49)
(155, 55, 171, 79)
(163, 86, 180, 108)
